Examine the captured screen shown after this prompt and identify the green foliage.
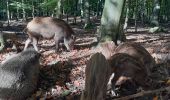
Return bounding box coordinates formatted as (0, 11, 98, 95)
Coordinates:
(10, 1, 32, 10)
(0, 0, 169, 27)
(40, 0, 58, 10)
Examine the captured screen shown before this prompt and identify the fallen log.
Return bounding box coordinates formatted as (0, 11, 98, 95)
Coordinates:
(114, 86, 170, 100)
(0, 31, 24, 52)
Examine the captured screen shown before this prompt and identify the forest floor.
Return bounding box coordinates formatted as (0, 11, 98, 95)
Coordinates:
(0, 19, 170, 100)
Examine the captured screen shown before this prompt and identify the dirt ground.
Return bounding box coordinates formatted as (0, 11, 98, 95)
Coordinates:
(0, 19, 170, 100)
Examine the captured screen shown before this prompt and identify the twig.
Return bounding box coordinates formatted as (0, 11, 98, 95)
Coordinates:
(113, 86, 170, 100)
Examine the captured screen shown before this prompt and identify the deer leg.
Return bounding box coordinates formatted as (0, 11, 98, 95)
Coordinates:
(54, 35, 60, 52)
(32, 37, 38, 51)
(24, 38, 32, 51)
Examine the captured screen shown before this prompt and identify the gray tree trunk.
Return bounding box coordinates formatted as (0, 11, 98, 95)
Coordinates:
(98, 0, 126, 45)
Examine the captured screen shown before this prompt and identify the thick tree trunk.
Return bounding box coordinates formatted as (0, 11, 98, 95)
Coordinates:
(81, 53, 111, 100)
(98, 0, 126, 45)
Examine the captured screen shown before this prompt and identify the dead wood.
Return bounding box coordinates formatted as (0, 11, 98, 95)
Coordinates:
(95, 41, 117, 59)
(0, 31, 23, 52)
(114, 86, 170, 100)
(81, 53, 112, 100)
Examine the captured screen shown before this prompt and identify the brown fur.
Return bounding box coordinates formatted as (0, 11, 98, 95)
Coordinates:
(114, 42, 156, 75)
(52, 18, 74, 38)
(108, 53, 153, 88)
(24, 17, 75, 51)
(27, 17, 74, 38)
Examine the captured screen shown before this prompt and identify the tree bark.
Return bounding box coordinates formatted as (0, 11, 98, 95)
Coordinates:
(0, 33, 5, 51)
(6, 0, 10, 26)
(114, 86, 170, 100)
(22, 0, 26, 21)
(31, 1, 35, 18)
(16, 2, 19, 20)
(56, 0, 61, 18)
(123, 0, 129, 33)
(78, 0, 84, 22)
(81, 53, 111, 100)
(98, 0, 126, 45)
(83, 0, 91, 29)
(140, 0, 147, 26)
(151, 0, 160, 26)
(134, 0, 138, 32)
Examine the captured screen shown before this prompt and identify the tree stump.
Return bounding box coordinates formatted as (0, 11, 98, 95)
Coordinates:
(81, 53, 111, 100)
(95, 41, 117, 59)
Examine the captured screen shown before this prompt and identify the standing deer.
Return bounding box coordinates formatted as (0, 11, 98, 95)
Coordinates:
(24, 17, 75, 52)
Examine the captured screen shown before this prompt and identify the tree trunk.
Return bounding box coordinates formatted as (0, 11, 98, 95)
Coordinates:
(140, 0, 147, 26)
(32, 1, 35, 18)
(149, 0, 162, 33)
(151, 0, 160, 26)
(123, 0, 129, 33)
(22, 0, 26, 21)
(83, 0, 91, 29)
(134, 0, 138, 32)
(98, 0, 126, 45)
(16, 3, 19, 20)
(96, 0, 101, 17)
(6, 0, 10, 26)
(81, 53, 111, 100)
(78, 0, 84, 22)
(56, 0, 61, 18)
(73, 0, 78, 24)
(0, 33, 5, 51)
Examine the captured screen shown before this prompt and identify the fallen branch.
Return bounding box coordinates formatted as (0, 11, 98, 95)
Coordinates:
(114, 86, 170, 100)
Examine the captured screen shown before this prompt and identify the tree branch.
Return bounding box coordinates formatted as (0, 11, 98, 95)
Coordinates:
(114, 86, 170, 100)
